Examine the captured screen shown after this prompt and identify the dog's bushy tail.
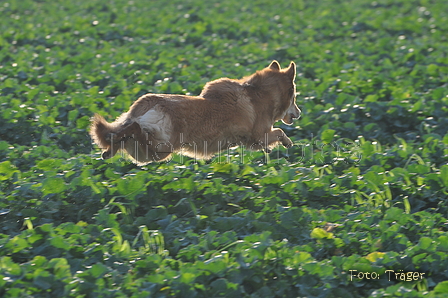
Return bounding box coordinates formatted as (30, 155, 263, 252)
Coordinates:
(89, 114, 117, 149)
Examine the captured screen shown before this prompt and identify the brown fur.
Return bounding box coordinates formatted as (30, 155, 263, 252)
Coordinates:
(90, 61, 301, 165)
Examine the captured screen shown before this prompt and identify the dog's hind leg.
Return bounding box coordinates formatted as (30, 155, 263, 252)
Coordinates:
(109, 120, 140, 141)
(102, 121, 142, 159)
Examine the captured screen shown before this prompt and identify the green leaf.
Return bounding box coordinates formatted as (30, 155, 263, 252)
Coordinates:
(410, 99, 423, 113)
(303, 262, 334, 277)
(321, 129, 336, 143)
(0, 256, 22, 275)
(443, 133, 448, 145)
(241, 165, 255, 176)
(105, 168, 121, 179)
(437, 235, 448, 253)
(0, 161, 19, 181)
(180, 271, 196, 284)
(0, 141, 9, 151)
(36, 159, 62, 171)
(33, 274, 52, 290)
(117, 174, 145, 196)
(412, 253, 427, 264)
(384, 207, 403, 221)
(212, 163, 238, 174)
(440, 165, 448, 187)
(427, 64, 438, 76)
(310, 228, 334, 239)
(365, 252, 385, 262)
(364, 94, 378, 102)
(90, 263, 108, 278)
(418, 237, 433, 250)
(403, 196, 411, 214)
(5, 236, 29, 254)
(76, 115, 90, 129)
(48, 258, 71, 279)
(433, 281, 448, 293)
(42, 177, 66, 195)
(50, 236, 69, 250)
(294, 252, 312, 264)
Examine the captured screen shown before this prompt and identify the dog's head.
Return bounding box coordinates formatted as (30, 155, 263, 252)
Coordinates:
(267, 61, 301, 125)
(246, 61, 301, 125)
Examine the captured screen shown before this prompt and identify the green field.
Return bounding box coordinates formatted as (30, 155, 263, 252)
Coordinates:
(1, 0, 448, 297)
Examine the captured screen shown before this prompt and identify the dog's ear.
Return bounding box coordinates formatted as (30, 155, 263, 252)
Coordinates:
(268, 60, 281, 71)
(285, 61, 296, 79)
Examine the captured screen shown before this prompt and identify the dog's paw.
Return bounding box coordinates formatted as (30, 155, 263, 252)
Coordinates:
(102, 150, 111, 159)
(282, 137, 294, 148)
(263, 148, 272, 153)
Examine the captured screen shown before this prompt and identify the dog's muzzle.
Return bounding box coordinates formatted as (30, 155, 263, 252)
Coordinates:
(290, 107, 301, 121)
(291, 110, 301, 120)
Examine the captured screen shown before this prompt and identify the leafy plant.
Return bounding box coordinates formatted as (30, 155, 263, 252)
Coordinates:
(1, 0, 448, 297)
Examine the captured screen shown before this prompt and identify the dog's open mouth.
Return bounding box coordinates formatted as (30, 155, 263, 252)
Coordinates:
(282, 112, 301, 125)
(292, 113, 301, 120)
(282, 116, 294, 125)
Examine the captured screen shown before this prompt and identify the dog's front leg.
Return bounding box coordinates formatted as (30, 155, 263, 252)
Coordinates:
(265, 128, 293, 152)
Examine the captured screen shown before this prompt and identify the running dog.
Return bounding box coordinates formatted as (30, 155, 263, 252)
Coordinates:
(90, 60, 301, 165)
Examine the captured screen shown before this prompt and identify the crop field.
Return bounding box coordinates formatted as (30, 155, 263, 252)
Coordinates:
(1, 0, 448, 297)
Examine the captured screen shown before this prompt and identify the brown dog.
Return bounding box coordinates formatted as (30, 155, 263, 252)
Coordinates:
(90, 61, 301, 165)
